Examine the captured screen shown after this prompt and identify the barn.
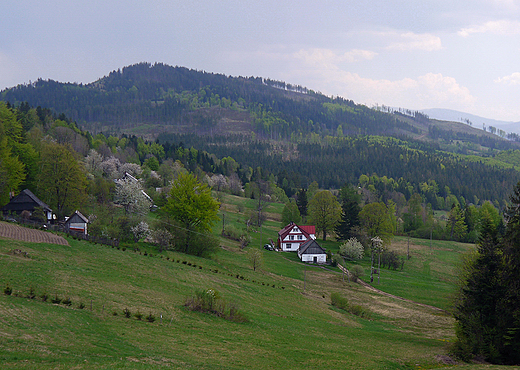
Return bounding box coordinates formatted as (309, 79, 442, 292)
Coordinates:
(1, 189, 53, 222)
(297, 239, 327, 264)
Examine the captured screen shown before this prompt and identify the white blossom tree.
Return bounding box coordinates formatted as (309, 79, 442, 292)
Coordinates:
(114, 176, 151, 216)
(339, 237, 364, 261)
(131, 221, 150, 242)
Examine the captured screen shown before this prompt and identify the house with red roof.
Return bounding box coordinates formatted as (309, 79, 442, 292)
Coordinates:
(277, 222, 316, 252)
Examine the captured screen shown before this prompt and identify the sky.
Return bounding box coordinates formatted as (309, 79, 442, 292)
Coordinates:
(2, 0, 520, 122)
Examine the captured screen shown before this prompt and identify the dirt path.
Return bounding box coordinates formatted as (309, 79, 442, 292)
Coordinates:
(278, 252, 448, 313)
(338, 264, 448, 313)
(0, 222, 68, 246)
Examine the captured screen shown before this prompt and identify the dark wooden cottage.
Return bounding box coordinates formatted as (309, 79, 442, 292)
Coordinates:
(1, 189, 53, 222)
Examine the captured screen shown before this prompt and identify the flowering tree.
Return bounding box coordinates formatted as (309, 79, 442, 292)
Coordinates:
(114, 176, 151, 216)
(339, 237, 364, 261)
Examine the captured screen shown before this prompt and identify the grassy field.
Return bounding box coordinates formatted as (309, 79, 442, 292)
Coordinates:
(0, 194, 511, 369)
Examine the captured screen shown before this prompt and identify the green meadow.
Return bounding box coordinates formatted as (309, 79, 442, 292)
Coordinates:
(0, 195, 511, 369)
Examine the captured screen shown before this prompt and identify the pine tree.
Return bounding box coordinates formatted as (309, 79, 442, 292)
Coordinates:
(335, 184, 361, 241)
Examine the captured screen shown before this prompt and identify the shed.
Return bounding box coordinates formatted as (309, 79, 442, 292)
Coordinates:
(297, 239, 327, 264)
(1, 189, 53, 222)
(64, 210, 89, 235)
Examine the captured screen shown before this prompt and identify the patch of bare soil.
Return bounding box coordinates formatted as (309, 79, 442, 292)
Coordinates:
(0, 222, 68, 246)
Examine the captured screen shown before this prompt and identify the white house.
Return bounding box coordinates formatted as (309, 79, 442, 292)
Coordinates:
(277, 222, 316, 252)
(297, 239, 327, 264)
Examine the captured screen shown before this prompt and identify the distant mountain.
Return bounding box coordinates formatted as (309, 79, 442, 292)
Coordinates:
(1, 62, 518, 151)
(420, 108, 520, 134)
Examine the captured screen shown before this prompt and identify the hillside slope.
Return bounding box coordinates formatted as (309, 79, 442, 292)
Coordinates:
(1, 62, 514, 149)
(0, 230, 462, 369)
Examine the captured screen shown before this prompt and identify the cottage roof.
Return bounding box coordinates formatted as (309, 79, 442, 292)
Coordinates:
(1, 189, 52, 213)
(278, 222, 312, 241)
(64, 210, 89, 225)
(299, 225, 316, 236)
(298, 239, 326, 255)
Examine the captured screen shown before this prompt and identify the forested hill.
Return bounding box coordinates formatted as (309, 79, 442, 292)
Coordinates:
(1, 62, 515, 150)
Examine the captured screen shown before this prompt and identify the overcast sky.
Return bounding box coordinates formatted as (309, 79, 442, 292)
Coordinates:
(2, 0, 520, 121)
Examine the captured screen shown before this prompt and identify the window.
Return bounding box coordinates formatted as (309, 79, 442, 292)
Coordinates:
(290, 235, 294, 240)
(286, 243, 291, 249)
(298, 235, 303, 240)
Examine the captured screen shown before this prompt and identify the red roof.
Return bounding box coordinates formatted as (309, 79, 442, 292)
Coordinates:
(278, 222, 315, 241)
(299, 225, 315, 236)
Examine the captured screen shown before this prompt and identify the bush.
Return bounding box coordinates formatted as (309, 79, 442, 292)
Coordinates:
(62, 297, 72, 306)
(40, 292, 48, 302)
(78, 302, 86, 309)
(51, 294, 62, 304)
(380, 251, 403, 270)
(185, 289, 248, 322)
(3, 284, 12, 296)
(349, 304, 370, 318)
(349, 265, 365, 282)
(26, 287, 36, 299)
(146, 313, 156, 323)
(330, 292, 349, 310)
(123, 308, 131, 318)
(134, 310, 143, 320)
(339, 238, 365, 261)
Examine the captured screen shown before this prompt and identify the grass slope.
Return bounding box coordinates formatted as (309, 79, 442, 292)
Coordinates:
(0, 195, 510, 369)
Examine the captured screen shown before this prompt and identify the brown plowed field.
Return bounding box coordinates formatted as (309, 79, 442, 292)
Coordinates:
(0, 222, 68, 246)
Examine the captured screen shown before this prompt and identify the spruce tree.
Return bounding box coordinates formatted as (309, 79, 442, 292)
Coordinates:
(335, 184, 361, 241)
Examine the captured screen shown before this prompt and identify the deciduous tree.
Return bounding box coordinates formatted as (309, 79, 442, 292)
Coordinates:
(37, 142, 87, 219)
(359, 202, 393, 244)
(164, 172, 220, 255)
(281, 199, 301, 227)
(308, 190, 341, 240)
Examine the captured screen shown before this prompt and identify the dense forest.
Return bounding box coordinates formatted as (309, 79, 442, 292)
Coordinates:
(3, 63, 520, 246)
(2, 62, 515, 146)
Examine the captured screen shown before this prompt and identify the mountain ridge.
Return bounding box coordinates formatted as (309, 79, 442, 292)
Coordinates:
(420, 108, 520, 134)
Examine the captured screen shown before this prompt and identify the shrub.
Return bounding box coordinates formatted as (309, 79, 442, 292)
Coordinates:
(330, 292, 349, 310)
(134, 310, 143, 320)
(123, 308, 131, 318)
(27, 287, 36, 299)
(146, 313, 156, 323)
(339, 238, 365, 261)
(51, 294, 62, 304)
(349, 304, 370, 318)
(228, 302, 248, 323)
(184, 289, 247, 322)
(112, 311, 118, 316)
(40, 292, 48, 302)
(78, 302, 86, 309)
(380, 250, 404, 270)
(350, 265, 365, 282)
(3, 284, 12, 296)
(62, 297, 72, 306)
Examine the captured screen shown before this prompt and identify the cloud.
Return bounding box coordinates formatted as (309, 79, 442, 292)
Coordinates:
(294, 48, 377, 66)
(319, 71, 476, 109)
(386, 32, 442, 51)
(495, 72, 520, 85)
(458, 19, 520, 37)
